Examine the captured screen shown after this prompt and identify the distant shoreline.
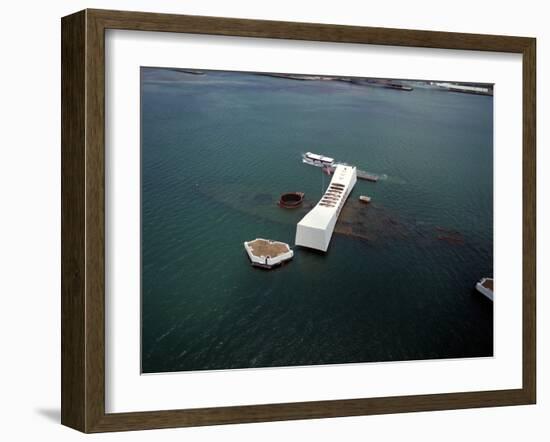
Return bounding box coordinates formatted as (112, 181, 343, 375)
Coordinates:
(254, 72, 493, 96)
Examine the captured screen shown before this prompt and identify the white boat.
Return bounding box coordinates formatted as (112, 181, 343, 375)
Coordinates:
(302, 152, 335, 168)
(359, 195, 371, 203)
(475, 277, 493, 301)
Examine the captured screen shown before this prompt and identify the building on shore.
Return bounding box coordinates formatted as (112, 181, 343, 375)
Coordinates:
(432, 82, 493, 96)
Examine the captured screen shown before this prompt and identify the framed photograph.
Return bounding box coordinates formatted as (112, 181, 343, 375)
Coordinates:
(61, 9, 536, 433)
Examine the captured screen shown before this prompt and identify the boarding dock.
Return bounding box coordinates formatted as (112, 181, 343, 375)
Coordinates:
(356, 169, 379, 182)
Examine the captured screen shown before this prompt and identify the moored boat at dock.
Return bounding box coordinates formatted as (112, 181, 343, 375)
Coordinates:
(304, 153, 379, 182)
(302, 152, 335, 168)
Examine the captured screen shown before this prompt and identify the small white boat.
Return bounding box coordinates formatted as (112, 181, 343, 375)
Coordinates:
(359, 195, 371, 204)
(302, 152, 335, 168)
(475, 277, 493, 301)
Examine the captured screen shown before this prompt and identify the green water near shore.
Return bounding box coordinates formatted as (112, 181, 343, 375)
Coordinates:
(141, 68, 493, 373)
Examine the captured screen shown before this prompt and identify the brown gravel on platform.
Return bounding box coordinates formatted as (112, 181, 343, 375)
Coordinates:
(248, 239, 289, 257)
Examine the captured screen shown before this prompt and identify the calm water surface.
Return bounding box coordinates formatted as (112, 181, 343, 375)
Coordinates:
(141, 68, 493, 373)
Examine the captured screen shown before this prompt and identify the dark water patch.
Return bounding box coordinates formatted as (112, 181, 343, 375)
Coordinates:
(252, 193, 274, 205)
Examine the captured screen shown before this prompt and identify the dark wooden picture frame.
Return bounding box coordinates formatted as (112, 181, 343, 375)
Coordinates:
(61, 9, 536, 433)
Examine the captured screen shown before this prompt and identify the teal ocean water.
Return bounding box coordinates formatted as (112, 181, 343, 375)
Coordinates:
(141, 68, 493, 373)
